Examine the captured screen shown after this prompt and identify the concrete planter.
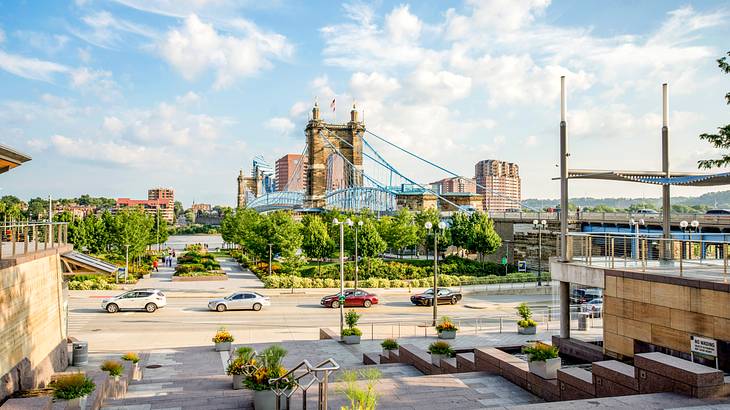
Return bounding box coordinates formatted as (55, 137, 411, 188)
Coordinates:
(438, 330, 456, 339)
(254, 390, 288, 410)
(232, 374, 244, 390)
(518, 325, 536, 335)
(430, 353, 445, 366)
(343, 335, 361, 345)
(215, 341, 231, 351)
(528, 357, 561, 379)
(382, 348, 389, 358)
(66, 395, 88, 410)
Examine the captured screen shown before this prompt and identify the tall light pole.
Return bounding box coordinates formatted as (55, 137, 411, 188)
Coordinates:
(333, 217, 351, 339)
(533, 219, 547, 286)
(268, 243, 273, 275)
(425, 220, 447, 326)
(156, 208, 160, 252)
(629, 218, 645, 261)
(348, 219, 363, 291)
(679, 220, 699, 260)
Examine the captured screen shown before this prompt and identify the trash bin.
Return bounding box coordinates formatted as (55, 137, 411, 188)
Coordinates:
(72, 341, 88, 366)
(577, 312, 591, 331)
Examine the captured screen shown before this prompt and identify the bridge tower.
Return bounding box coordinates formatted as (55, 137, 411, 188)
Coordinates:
(304, 103, 364, 208)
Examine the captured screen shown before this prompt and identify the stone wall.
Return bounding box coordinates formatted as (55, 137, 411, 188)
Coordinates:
(0, 251, 68, 401)
(603, 269, 730, 361)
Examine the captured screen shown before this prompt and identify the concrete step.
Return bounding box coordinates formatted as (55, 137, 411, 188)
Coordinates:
(362, 352, 380, 365)
(456, 352, 476, 372)
(440, 357, 458, 373)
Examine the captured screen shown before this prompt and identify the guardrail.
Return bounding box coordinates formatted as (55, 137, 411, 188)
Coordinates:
(269, 357, 340, 410)
(487, 211, 730, 225)
(0, 221, 69, 259)
(566, 232, 730, 279)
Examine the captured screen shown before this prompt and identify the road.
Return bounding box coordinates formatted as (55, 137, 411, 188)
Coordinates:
(68, 292, 555, 353)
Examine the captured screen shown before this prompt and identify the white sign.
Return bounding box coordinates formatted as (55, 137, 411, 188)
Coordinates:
(517, 261, 527, 272)
(690, 335, 717, 357)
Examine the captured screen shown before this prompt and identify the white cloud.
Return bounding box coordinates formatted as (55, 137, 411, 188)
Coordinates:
(160, 14, 292, 89)
(50, 134, 164, 166)
(103, 116, 125, 135)
(112, 0, 244, 18)
(524, 135, 538, 146)
(69, 67, 121, 101)
(176, 91, 201, 105)
(445, 0, 550, 37)
(71, 11, 156, 49)
(385, 5, 422, 44)
(407, 69, 471, 102)
(0, 50, 68, 82)
(265, 117, 295, 135)
(78, 48, 92, 63)
(350, 72, 400, 100)
(27, 138, 49, 150)
(0, 27, 5, 43)
(14, 31, 69, 54)
(289, 101, 309, 118)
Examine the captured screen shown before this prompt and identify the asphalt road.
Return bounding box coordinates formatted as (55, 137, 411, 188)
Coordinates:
(68, 292, 555, 352)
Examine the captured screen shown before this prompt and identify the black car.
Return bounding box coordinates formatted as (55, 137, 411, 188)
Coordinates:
(410, 288, 462, 306)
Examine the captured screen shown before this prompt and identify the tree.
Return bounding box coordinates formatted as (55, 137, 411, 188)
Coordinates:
(414, 207, 440, 251)
(174, 201, 184, 217)
(109, 208, 153, 263)
(150, 211, 169, 247)
(379, 208, 419, 257)
(300, 215, 333, 275)
(698, 51, 730, 169)
(467, 212, 502, 263)
(27, 197, 48, 219)
(449, 212, 471, 256)
(356, 219, 386, 274)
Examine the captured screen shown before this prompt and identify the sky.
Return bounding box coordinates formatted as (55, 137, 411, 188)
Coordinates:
(0, 0, 729, 207)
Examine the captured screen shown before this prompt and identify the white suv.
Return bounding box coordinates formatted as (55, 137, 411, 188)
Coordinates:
(102, 289, 167, 313)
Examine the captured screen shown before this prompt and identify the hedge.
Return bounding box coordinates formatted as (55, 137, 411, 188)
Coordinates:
(260, 272, 550, 289)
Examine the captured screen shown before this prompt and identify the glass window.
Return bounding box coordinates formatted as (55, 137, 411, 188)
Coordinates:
(354, 291, 366, 296)
(438, 289, 449, 296)
(231, 294, 243, 300)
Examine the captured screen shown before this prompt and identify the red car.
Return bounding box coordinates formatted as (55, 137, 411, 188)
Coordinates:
(320, 289, 378, 308)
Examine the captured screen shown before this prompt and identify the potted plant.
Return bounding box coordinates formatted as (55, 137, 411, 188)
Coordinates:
(523, 342, 560, 379)
(227, 347, 255, 390)
(342, 310, 362, 344)
(212, 327, 234, 351)
(435, 316, 458, 339)
(100, 360, 124, 381)
(427, 341, 454, 366)
(338, 368, 381, 410)
(243, 345, 291, 410)
(121, 352, 140, 374)
(51, 373, 95, 410)
(516, 303, 537, 335)
(380, 339, 398, 358)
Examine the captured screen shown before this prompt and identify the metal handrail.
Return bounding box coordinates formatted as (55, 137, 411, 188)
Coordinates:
(0, 221, 69, 259)
(269, 357, 340, 410)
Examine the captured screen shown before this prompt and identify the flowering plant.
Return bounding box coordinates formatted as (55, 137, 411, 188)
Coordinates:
(227, 347, 256, 376)
(212, 328, 234, 343)
(435, 316, 459, 332)
(121, 352, 140, 364)
(242, 345, 293, 391)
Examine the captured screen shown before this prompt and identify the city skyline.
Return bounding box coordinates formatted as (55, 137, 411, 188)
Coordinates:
(1, 1, 729, 206)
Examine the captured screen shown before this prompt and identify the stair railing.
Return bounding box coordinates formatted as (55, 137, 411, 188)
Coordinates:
(270, 357, 340, 410)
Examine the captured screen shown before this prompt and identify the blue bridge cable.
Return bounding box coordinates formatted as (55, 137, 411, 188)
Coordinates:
(319, 126, 469, 212)
(364, 129, 538, 212)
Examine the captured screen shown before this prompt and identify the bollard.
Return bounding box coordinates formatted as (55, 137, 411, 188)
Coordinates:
(499, 317, 503, 333)
(371, 323, 374, 340)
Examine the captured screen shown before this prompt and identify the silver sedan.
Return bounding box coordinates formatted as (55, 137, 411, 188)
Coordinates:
(208, 292, 270, 312)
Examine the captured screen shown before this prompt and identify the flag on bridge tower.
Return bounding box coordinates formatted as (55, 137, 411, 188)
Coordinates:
(330, 98, 336, 112)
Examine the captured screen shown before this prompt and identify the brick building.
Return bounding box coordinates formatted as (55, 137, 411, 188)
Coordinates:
(430, 176, 477, 194)
(475, 160, 521, 212)
(275, 154, 307, 191)
(116, 187, 175, 223)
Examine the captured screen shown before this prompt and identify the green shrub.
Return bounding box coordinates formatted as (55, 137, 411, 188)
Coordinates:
(121, 352, 139, 364)
(381, 338, 398, 350)
(342, 327, 362, 336)
(51, 373, 95, 400)
(427, 341, 454, 356)
(100, 360, 124, 377)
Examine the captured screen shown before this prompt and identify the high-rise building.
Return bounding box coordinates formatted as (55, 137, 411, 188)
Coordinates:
(275, 154, 307, 191)
(147, 188, 175, 222)
(429, 176, 476, 194)
(252, 155, 276, 194)
(475, 160, 521, 212)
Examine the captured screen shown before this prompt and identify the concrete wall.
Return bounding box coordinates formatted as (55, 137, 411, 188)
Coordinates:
(1, 250, 68, 400)
(603, 269, 730, 361)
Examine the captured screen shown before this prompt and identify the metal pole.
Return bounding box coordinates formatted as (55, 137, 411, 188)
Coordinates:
(559, 76, 570, 340)
(268, 244, 272, 276)
(662, 83, 672, 260)
(354, 226, 359, 291)
(537, 225, 542, 286)
(432, 229, 438, 327)
(339, 223, 344, 339)
(125, 244, 129, 284)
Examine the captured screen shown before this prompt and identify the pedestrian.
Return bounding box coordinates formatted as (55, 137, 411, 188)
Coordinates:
(167, 255, 172, 267)
(152, 259, 159, 272)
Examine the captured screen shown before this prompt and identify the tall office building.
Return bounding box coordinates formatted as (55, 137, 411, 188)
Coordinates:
(147, 188, 175, 222)
(275, 154, 307, 191)
(475, 160, 521, 212)
(252, 155, 276, 194)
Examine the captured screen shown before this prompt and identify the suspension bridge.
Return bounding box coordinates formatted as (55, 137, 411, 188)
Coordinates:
(241, 103, 525, 214)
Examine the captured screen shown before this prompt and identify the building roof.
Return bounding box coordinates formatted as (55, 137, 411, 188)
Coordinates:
(563, 169, 730, 187)
(0, 144, 31, 174)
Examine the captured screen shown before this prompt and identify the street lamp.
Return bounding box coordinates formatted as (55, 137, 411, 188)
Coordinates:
(268, 243, 273, 275)
(333, 217, 352, 339)
(425, 220, 447, 326)
(347, 219, 364, 291)
(629, 218, 645, 261)
(124, 244, 130, 284)
(533, 219, 547, 286)
(680, 220, 699, 260)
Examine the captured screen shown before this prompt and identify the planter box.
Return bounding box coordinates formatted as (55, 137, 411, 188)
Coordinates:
(232, 374, 244, 390)
(431, 353, 446, 366)
(518, 325, 537, 335)
(66, 395, 88, 410)
(215, 341, 231, 351)
(254, 390, 288, 410)
(343, 335, 361, 345)
(173, 275, 227, 282)
(438, 330, 456, 339)
(382, 348, 389, 358)
(528, 357, 561, 379)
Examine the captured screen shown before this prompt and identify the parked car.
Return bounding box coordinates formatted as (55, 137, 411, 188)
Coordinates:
(102, 289, 166, 313)
(570, 288, 603, 304)
(320, 289, 378, 308)
(581, 298, 603, 316)
(208, 292, 270, 312)
(634, 209, 659, 214)
(706, 209, 730, 215)
(410, 288, 462, 306)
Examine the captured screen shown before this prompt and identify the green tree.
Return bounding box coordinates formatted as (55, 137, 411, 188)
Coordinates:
(357, 219, 386, 274)
(449, 212, 471, 256)
(379, 208, 419, 257)
(27, 197, 48, 219)
(300, 215, 333, 274)
(150, 211, 170, 247)
(260, 211, 303, 260)
(174, 201, 184, 217)
(467, 212, 502, 263)
(590, 204, 617, 213)
(109, 208, 153, 263)
(698, 51, 730, 169)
